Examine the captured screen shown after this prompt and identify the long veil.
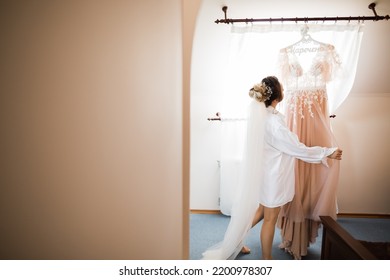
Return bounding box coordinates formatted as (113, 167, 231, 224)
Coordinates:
(202, 99, 267, 259)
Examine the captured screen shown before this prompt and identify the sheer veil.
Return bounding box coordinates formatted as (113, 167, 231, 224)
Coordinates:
(202, 99, 267, 259)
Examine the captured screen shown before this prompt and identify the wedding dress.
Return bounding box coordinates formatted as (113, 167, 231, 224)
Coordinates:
(277, 32, 342, 259)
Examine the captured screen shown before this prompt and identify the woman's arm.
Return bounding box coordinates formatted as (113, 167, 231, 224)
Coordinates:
(269, 120, 342, 164)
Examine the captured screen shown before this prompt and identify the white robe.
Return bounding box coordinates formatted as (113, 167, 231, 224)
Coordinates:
(261, 106, 336, 208)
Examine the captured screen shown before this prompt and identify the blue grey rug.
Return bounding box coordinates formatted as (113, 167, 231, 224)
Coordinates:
(190, 213, 390, 260)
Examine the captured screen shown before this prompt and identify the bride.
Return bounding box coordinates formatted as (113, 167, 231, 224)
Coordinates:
(202, 76, 342, 260)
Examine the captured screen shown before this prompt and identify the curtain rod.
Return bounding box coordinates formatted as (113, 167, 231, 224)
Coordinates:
(207, 112, 336, 121)
(215, 3, 389, 24)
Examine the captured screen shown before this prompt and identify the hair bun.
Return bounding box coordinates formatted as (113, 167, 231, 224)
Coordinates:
(248, 82, 273, 102)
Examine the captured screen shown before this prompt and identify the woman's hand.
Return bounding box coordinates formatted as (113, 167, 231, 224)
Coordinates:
(328, 149, 343, 160)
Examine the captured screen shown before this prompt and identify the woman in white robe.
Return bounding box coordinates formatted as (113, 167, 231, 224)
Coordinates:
(202, 76, 342, 260)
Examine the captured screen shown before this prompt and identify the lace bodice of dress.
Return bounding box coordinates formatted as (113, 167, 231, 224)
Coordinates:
(279, 43, 341, 119)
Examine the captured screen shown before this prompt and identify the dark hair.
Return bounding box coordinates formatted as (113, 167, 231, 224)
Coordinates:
(261, 76, 283, 107)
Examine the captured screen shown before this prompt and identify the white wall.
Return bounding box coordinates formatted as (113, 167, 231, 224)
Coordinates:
(0, 0, 191, 259)
(190, 0, 390, 215)
(332, 94, 390, 214)
(190, 0, 231, 210)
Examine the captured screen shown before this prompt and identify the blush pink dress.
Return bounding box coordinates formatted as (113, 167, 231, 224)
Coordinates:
(277, 41, 342, 259)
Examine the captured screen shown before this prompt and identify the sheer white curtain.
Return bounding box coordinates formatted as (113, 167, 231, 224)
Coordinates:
(219, 23, 363, 215)
(219, 118, 246, 215)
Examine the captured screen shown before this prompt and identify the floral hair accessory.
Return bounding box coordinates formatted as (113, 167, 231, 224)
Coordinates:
(249, 82, 273, 102)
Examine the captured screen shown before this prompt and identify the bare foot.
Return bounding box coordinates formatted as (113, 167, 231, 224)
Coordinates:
(241, 246, 251, 254)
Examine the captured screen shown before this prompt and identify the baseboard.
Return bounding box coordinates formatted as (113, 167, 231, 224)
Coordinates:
(337, 213, 390, 219)
(190, 210, 390, 219)
(190, 209, 222, 214)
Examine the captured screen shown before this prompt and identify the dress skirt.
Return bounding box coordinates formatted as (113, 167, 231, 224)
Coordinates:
(277, 88, 340, 259)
